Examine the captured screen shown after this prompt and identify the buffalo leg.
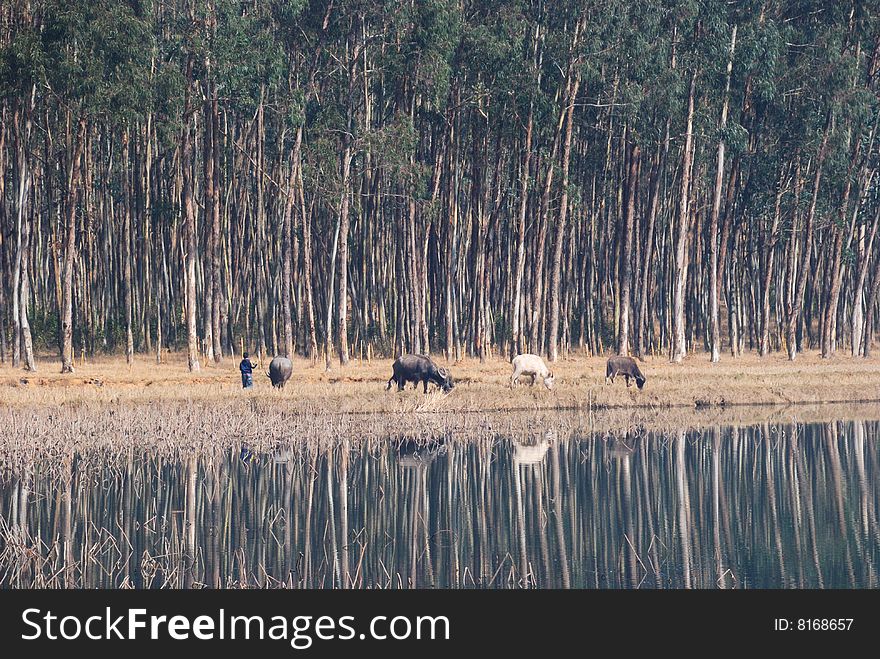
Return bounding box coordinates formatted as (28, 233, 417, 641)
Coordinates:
(423, 378, 429, 394)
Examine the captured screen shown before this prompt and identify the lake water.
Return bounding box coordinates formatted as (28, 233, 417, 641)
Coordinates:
(1, 418, 878, 588)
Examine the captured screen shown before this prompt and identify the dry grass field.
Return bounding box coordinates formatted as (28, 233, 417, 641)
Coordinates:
(2, 351, 880, 461)
(2, 349, 880, 415)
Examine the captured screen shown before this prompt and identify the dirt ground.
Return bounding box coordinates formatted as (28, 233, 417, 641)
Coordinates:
(2, 350, 880, 417)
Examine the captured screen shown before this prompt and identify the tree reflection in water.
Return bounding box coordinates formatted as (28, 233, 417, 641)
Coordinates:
(1, 420, 877, 589)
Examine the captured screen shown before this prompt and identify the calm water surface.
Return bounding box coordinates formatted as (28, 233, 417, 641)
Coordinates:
(1, 418, 878, 588)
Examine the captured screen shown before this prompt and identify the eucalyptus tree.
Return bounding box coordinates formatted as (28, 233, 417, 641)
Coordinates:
(1, 0, 879, 369)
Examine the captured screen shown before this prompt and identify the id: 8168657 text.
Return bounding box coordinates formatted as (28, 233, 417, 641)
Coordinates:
(774, 619, 853, 631)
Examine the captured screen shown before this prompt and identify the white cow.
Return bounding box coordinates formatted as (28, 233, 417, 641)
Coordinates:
(510, 353, 555, 390)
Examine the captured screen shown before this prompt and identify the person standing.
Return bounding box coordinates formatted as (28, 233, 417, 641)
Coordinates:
(239, 352, 257, 389)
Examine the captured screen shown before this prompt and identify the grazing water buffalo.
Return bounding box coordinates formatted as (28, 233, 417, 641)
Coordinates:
(510, 353, 555, 390)
(386, 354, 454, 393)
(267, 356, 293, 388)
(605, 355, 646, 389)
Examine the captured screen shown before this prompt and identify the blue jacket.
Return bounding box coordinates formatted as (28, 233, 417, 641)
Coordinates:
(239, 359, 256, 375)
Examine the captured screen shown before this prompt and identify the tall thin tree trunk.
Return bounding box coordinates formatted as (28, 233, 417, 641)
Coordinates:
(617, 142, 639, 357)
(280, 128, 300, 359)
(60, 118, 86, 374)
(709, 25, 736, 363)
(444, 102, 458, 361)
(183, 66, 200, 372)
(821, 136, 860, 357)
(16, 101, 36, 371)
(325, 212, 341, 370)
(337, 148, 351, 365)
(787, 114, 830, 360)
(297, 138, 318, 364)
(862, 228, 880, 357)
(337, 44, 355, 366)
(671, 69, 697, 363)
(510, 106, 533, 360)
(202, 89, 216, 363)
(853, 203, 880, 355)
(531, 124, 561, 354)
(19, 173, 35, 371)
(408, 194, 422, 355)
(11, 106, 25, 369)
(636, 121, 670, 358)
(124, 133, 134, 365)
(760, 179, 783, 356)
(549, 72, 581, 362)
(210, 77, 223, 361)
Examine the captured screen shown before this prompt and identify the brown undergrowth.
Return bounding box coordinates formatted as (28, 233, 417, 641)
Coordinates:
(0, 396, 878, 477)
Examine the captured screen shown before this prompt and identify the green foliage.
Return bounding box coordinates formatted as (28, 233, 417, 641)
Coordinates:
(457, 0, 529, 125)
(152, 60, 186, 151)
(210, 0, 286, 114)
(364, 113, 428, 196)
(28, 309, 59, 352)
(286, 88, 307, 129)
(40, 0, 154, 120)
(379, 0, 460, 109)
(3, 0, 880, 359)
(0, 27, 44, 98)
(272, 0, 309, 31)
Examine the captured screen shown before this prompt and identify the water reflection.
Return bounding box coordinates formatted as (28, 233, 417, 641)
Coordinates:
(1, 420, 878, 588)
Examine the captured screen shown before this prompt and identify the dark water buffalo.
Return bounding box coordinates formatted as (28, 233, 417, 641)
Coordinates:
(386, 354, 454, 393)
(605, 355, 646, 389)
(267, 356, 293, 388)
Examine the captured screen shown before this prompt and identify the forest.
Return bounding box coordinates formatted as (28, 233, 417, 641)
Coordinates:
(0, 0, 878, 373)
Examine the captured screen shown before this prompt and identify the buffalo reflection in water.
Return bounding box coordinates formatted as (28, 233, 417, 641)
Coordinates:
(1, 420, 878, 589)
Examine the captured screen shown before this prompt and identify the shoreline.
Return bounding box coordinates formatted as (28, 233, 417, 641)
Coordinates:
(1, 399, 878, 473)
(2, 366, 879, 468)
(2, 351, 880, 414)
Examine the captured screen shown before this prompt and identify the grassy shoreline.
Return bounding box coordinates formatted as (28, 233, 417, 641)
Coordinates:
(2, 350, 880, 413)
